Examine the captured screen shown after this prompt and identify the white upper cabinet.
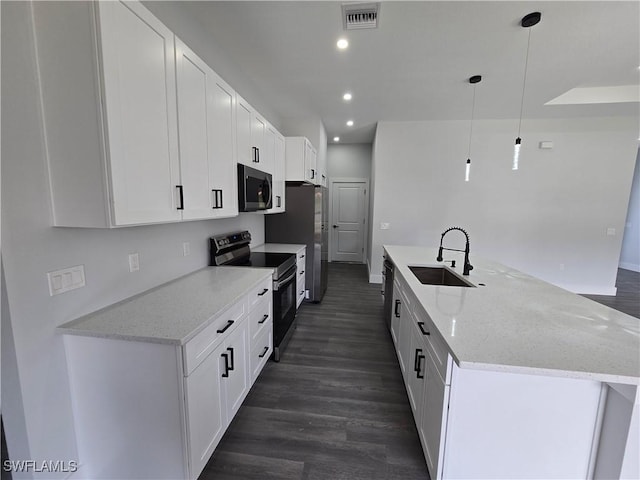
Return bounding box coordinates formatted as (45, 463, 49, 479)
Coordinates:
(99, 1, 182, 225)
(285, 137, 318, 184)
(265, 126, 286, 214)
(35, 1, 239, 227)
(175, 38, 238, 220)
(236, 95, 271, 173)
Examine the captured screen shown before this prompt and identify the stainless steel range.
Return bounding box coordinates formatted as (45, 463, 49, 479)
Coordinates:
(210, 231, 297, 361)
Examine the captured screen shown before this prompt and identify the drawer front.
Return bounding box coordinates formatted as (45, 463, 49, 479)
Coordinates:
(248, 277, 272, 311)
(297, 274, 306, 306)
(250, 323, 272, 383)
(249, 295, 272, 341)
(183, 299, 246, 375)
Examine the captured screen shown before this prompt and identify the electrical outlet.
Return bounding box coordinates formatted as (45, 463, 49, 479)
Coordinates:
(559, 263, 565, 271)
(606, 228, 616, 236)
(182, 242, 190, 256)
(128, 253, 140, 272)
(47, 265, 85, 296)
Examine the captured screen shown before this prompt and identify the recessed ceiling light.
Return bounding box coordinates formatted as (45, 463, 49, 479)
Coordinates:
(333, 137, 340, 142)
(346, 120, 354, 127)
(343, 92, 352, 101)
(337, 38, 349, 49)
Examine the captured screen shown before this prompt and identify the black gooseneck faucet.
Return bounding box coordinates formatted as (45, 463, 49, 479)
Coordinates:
(437, 227, 473, 276)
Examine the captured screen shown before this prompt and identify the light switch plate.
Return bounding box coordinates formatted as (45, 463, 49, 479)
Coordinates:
(380, 222, 391, 230)
(182, 242, 190, 257)
(606, 228, 616, 236)
(47, 265, 85, 296)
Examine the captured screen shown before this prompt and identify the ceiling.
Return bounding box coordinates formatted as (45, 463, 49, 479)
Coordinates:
(180, 1, 639, 143)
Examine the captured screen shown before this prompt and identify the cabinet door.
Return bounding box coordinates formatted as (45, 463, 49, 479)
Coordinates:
(236, 97, 253, 166)
(175, 37, 215, 221)
(209, 73, 239, 218)
(222, 320, 250, 421)
(98, 1, 181, 225)
(304, 141, 317, 183)
(397, 293, 412, 383)
(252, 113, 267, 170)
(274, 132, 286, 212)
(390, 283, 402, 347)
(184, 342, 226, 478)
(420, 353, 450, 480)
(265, 128, 285, 214)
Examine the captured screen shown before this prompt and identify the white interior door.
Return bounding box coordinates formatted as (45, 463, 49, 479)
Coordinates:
(330, 181, 368, 263)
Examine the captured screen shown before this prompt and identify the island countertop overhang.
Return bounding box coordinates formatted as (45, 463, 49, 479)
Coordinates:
(384, 245, 640, 385)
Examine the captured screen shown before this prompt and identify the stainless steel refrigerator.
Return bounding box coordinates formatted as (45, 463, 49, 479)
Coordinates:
(265, 183, 328, 303)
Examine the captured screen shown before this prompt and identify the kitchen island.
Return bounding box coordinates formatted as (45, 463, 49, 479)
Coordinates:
(384, 245, 639, 480)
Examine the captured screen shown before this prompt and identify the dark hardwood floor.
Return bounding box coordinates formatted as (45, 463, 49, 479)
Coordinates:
(583, 268, 640, 319)
(200, 263, 429, 480)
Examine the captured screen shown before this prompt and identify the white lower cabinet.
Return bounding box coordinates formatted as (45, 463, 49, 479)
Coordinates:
(391, 270, 607, 480)
(64, 280, 271, 480)
(184, 341, 226, 477)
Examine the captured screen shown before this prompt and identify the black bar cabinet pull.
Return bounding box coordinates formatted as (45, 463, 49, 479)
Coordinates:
(256, 147, 260, 162)
(221, 353, 230, 377)
(414, 348, 422, 372)
(276, 195, 281, 208)
(310, 168, 315, 179)
(417, 353, 425, 379)
(258, 288, 269, 296)
(258, 346, 269, 358)
(417, 322, 430, 336)
(259, 314, 269, 324)
(212, 189, 223, 209)
(394, 299, 401, 317)
(227, 347, 234, 371)
(216, 320, 234, 334)
(176, 185, 184, 210)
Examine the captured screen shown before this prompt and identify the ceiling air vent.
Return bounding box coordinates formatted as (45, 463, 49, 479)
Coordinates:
(342, 3, 380, 30)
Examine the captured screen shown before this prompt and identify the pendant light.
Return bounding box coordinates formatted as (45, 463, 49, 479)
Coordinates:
(465, 75, 481, 182)
(513, 11, 541, 171)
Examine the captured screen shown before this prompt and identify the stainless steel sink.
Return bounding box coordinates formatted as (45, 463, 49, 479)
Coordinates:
(408, 266, 475, 287)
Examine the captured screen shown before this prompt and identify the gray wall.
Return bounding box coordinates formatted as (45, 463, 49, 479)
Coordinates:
(369, 118, 638, 295)
(327, 143, 372, 179)
(1, 1, 270, 472)
(620, 149, 640, 272)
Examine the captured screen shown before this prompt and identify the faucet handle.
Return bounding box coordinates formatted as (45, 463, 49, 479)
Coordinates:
(449, 260, 456, 268)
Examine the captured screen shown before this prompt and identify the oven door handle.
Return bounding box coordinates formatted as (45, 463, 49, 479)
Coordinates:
(273, 269, 297, 291)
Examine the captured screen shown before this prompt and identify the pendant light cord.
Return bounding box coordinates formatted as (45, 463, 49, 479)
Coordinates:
(517, 27, 532, 137)
(467, 83, 477, 158)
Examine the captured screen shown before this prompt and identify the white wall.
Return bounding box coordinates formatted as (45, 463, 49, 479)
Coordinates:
(327, 143, 372, 179)
(620, 149, 640, 272)
(1, 1, 270, 474)
(369, 118, 638, 295)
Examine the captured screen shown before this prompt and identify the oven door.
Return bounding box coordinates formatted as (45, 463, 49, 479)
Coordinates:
(272, 264, 297, 361)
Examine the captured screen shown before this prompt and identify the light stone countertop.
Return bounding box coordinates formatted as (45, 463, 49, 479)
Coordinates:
(57, 267, 273, 345)
(252, 243, 306, 254)
(384, 245, 640, 385)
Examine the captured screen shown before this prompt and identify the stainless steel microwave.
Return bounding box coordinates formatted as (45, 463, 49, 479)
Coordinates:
(237, 164, 272, 212)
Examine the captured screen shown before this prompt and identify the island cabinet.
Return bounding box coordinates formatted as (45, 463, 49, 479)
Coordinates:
(385, 246, 639, 480)
(34, 0, 239, 227)
(59, 269, 274, 480)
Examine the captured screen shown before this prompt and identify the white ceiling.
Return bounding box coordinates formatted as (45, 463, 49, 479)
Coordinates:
(180, 1, 639, 143)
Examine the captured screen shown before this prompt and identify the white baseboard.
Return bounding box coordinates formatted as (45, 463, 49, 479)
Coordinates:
(619, 262, 640, 273)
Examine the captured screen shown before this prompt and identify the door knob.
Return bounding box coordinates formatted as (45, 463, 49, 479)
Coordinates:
(332, 225, 338, 228)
